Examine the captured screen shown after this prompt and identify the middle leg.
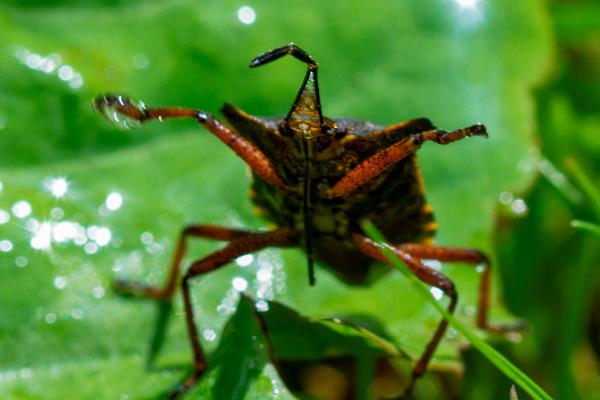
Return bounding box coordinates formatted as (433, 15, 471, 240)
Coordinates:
(397, 243, 526, 332)
(352, 233, 458, 397)
(115, 224, 255, 301)
(172, 227, 295, 398)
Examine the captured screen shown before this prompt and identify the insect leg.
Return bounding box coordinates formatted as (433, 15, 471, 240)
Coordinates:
(352, 233, 458, 397)
(93, 95, 287, 191)
(171, 228, 295, 398)
(396, 243, 526, 332)
(324, 124, 488, 199)
(115, 225, 254, 300)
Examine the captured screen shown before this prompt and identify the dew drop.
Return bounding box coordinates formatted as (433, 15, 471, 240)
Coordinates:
(84, 242, 98, 254)
(44, 177, 68, 198)
(93, 94, 145, 130)
(12, 200, 32, 219)
(237, 5, 257, 25)
(232, 277, 248, 292)
(140, 231, 153, 244)
(203, 328, 217, 342)
(105, 192, 123, 211)
(236, 254, 253, 267)
(45, 313, 57, 324)
(15, 256, 27, 268)
(50, 207, 64, 220)
(71, 308, 85, 320)
(92, 286, 105, 298)
(430, 287, 444, 300)
(0, 209, 9, 224)
(255, 299, 269, 312)
(0, 240, 13, 252)
(53, 276, 67, 289)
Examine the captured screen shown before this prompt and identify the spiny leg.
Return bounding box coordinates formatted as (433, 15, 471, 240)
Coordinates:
(397, 243, 526, 332)
(352, 233, 458, 397)
(93, 95, 287, 191)
(172, 228, 295, 399)
(115, 224, 254, 300)
(324, 124, 488, 199)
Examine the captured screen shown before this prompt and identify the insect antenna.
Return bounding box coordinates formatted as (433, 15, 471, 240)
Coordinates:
(250, 43, 323, 285)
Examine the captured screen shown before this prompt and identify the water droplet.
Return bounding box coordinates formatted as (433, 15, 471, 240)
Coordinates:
(236, 254, 253, 267)
(257, 267, 272, 282)
(45, 313, 57, 324)
(237, 5, 256, 25)
(140, 231, 154, 245)
(93, 95, 145, 130)
(132, 54, 149, 69)
(12, 200, 32, 219)
(456, 0, 476, 9)
(69, 73, 84, 89)
(44, 177, 68, 198)
(50, 207, 64, 220)
(0, 240, 13, 252)
(53, 276, 67, 289)
(71, 308, 85, 320)
(202, 328, 217, 342)
(30, 222, 52, 250)
(105, 192, 123, 211)
(0, 209, 9, 224)
(498, 191, 514, 205)
(510, 198, 528, 216)
(232, 277, 248, 292)
(15, 256, 28, 268)
(430, 287, 444, 300)
(92, 286, 105, 298)
(423, 259, 442, 271)
(94, 227, 112, 246)
(84, 242, 98, 254)
(255, 299, 269, 312)
(58, 65, 73, 81)
(463, 305, 476, 317)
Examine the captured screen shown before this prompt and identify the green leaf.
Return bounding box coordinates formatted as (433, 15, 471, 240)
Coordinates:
(0, 0, 552, 398)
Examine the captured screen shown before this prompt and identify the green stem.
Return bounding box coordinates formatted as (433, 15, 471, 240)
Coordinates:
(565, 158, 600, 219)
(361, 221, 553, 400)
(571, 220, 600, 237)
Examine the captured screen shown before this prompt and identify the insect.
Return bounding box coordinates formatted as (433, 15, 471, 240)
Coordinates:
(94, 43, 518, 398)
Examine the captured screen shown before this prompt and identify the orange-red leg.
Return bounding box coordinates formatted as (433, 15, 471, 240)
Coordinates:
(397, 243, 526, 332)
(93, 95, 287, 191)
(115, 224, 255, 300)
(324, 124, 487, 199)
(352, 233, 458, 397)
(170, 228, 295, 399)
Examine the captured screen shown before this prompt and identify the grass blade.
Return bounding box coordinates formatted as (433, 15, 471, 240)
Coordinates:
(571, 220, 600, 237)
(361, 221, 553, 400)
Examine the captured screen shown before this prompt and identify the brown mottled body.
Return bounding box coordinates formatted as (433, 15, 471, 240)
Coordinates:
(222, 105, 435, 283)
(93, 43, 521, 399)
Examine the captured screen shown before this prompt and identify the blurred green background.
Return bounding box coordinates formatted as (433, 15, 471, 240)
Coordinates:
(0, 0, 598, 399)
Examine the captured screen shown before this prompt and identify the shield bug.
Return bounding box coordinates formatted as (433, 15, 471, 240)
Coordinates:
(93, 43, 520, 398)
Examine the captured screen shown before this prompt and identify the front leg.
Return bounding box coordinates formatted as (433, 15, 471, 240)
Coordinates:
(93, 95, 288, 192)
(115, 224, 254, 300)
(323, 124, 487, 199)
